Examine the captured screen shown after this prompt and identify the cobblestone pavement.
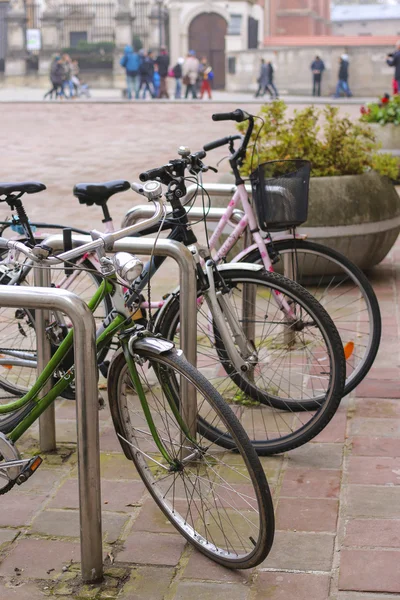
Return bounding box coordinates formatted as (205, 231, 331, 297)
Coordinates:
(0, 103, 398, 599)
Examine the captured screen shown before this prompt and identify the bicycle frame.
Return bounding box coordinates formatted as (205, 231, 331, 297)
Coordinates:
(1, 272, 192, 467)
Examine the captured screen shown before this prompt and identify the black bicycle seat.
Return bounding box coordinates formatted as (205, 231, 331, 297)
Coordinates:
(0, 182, 46, 197)
(73, 180, 131, 206)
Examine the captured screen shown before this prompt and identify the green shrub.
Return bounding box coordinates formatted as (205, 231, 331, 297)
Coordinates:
(361, 94, 400, 126)
(238, 100, 399, 180)
(61, 41, 115, 55)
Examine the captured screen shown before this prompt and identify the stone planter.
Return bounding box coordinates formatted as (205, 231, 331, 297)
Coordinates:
(301, 172, 400, 270)
(369, 123, 400, 152)
(208, 171, 400, 272)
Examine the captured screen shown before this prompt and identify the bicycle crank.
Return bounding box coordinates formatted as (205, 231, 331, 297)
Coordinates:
(0, 433, 42, 494)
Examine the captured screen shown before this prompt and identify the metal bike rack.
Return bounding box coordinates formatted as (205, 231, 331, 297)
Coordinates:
(41, 234, 198, 438)
(0, 285, 102, 583)
(34, 265, 56, 452)
(121, 204, 244, 229)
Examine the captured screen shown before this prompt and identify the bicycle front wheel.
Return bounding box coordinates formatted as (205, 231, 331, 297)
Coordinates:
(108, 348, 274, 569)
(156, 267, 346, 455)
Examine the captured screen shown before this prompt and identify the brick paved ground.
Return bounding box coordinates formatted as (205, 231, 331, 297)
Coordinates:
(0, 102, 398, 599)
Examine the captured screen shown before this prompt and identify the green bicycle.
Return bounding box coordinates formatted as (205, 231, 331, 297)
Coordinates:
(0, 180, 274, 570)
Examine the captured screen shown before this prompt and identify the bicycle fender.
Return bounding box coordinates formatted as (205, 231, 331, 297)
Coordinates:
(129, 336, 175, 356)
(216, 263, 264, 273)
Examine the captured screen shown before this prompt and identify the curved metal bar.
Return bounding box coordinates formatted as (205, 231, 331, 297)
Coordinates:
(0, 285, 101, 583)
(121, 204, 244, 230)
(41, 234, 198, 440)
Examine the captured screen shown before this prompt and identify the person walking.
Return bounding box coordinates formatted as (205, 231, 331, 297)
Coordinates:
(172, 57, 184, 99)
(199, 57, 213, 99)
(183, 50, 200, 99)
(254, 58, 269, 97)
(310, 55, 325, 97)
(156, 46, 170, 98)
(153, 64, 161, 98)
(139, 51, 155, 99)
(387, 41, 400, 94)
(43, 55, 64, 99)
(266, 61, 279, 98)
(61, 54, 74, 98)
(120, 45, 141, 99)
(334, 55, 352, 98)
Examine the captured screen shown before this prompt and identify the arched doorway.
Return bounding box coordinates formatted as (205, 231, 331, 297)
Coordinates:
(188, 12, 227, 89)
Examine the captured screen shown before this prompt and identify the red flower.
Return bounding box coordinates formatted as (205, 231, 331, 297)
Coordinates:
(381, 96, 389, 104)
(360, 106, 367, 114)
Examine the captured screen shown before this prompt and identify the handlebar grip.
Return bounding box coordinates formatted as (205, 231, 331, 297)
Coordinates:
(139, 167, 165, 183)
(212, 109, 249, 123)
(203, 136, 231, 152)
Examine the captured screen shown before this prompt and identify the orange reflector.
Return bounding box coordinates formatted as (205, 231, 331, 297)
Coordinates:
(344, 341, 355, 360)
(0, 354, 12, 370)
(31, 456, 43, 472)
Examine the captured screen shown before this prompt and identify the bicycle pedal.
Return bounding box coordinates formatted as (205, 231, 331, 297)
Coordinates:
(16, 456, 43, 485)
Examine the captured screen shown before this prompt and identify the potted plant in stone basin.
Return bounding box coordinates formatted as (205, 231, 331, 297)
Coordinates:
(360, 94, 400, 152)
(232, 101, 400, 269)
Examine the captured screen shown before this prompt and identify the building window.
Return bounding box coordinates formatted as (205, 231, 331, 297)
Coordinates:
(228, 14, 242, 35)
(228, 57, 236, 75)
(70, 31, 87, 47)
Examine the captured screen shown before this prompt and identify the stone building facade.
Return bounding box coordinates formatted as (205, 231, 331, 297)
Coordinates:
(1, 0, 263, 89)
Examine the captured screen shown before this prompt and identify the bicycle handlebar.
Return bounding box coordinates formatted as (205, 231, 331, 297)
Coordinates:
(203, 135, 242, 152)
(139, 167, 168, 183)
(212, 109, 250, 123)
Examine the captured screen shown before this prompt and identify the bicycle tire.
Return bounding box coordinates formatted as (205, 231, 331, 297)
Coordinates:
(108, 347, 275, 568)
(156, 267, 346, 455)
(240, 239, 381, 396)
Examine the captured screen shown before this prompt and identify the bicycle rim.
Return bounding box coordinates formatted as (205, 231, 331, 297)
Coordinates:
(242, 240, 381, 395)
(109, 349, 274, 568)
(156, 268, 345, 454)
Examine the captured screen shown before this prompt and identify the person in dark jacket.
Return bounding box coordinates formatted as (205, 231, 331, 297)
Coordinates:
(120, 45, 141, 99)
(172, 57, 184, 99)
(266, 61, 279, 98)
(310, 55, 325, 97)
(387, 41, 400, 93)
(43, 56, 64, 100)
(156, 46, 170, 98)
(334, 55, 352, 98)
(139, 51, 155, 99)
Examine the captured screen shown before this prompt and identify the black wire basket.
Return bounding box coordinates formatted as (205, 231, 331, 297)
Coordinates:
(250, 160, 311, 232)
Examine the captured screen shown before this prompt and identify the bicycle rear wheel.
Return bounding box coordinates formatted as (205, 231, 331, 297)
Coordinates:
(241, 239, 381, 396)
(108, 348, 275, 568)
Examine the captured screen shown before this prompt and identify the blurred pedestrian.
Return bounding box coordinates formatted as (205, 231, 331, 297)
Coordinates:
(139, 51, 155, 99)
(153, 64, 161, 98)
(266, 61, 279, 98)
(43, 55, 64, 100)
(120, 45, 141, 99)
(310, 55, 325, 97)
(62, 54, 74, 98)
(334, 55, 352, 98)
(199, 57, 213, 99)
(156, 46, 170, 98)
(387, 41, 400, 94)
(172, 57, 184, 99)
(71, 59, 80, 96)
(254, 58, 269, 98)
(183, 50, 200, 99)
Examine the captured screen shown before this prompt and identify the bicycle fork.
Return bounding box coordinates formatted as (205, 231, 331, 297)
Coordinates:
(204, 260, 258, 375)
